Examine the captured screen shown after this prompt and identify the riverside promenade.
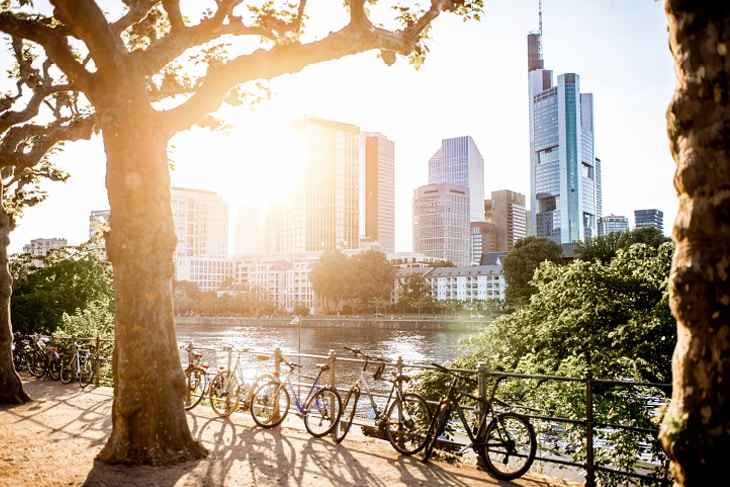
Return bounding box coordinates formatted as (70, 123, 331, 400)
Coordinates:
(0, 378, 580, 487)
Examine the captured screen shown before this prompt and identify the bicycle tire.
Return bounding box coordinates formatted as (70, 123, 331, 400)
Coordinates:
(304, 387, 342, 438)
(47, 355, 61, 381)
(59, 357, 73, 384)
(334, 387, 359, 443)
(479, 412, 537, 480)
(27, 350, 46, 378)
(421, 403, 450, 462)
(184, 367, 208, 411)
(385, 393, 432, 455)
(79, 355, 96, 388)
(251, 380, 290, 428)
(209, 370, 241, 416)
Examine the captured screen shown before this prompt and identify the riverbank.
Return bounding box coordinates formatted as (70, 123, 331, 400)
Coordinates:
(175, 315, 489, 331)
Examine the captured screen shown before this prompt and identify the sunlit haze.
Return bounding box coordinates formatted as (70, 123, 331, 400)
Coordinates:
(7, 0, 675, 255)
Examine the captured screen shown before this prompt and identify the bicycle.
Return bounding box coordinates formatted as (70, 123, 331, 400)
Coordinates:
(250, 355, 342, 437)
(59, 341, 96, 387)
(208, 345, 273, 417)
(420, 363, 536, 481)
(334, 346, 432, 455)
(181, 341, 210, 411)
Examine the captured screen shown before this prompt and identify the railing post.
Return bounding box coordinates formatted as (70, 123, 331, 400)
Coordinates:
(396, 356, 404, 396)
(328, 349, 336, 387)
(477, 362, 488, 421)
(585, 367, 596, 487)
(95, 336, 101, 387)
(274, 348, 282, 376)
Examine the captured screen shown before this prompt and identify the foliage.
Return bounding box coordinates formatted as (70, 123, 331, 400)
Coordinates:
(502, 236, 564, 308)
(574, 226, 671, 264)
(57, 298, 115, 339)
(309, 250, 395, 313)
(11, 248, 114, 335)
(397, 272, 433, 313)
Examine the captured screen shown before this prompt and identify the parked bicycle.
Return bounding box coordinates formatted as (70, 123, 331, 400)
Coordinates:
(208, 345, 274, 417)
(420, 363, 536, 481)
(181, 341, 210, 411)
(40, 335, 62, 381)
(250, 355, 342, 437)
(59, 341, 96, 387)
(334, 347, 432, 455)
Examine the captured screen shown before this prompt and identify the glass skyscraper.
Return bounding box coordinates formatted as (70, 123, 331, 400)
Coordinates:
(528, 32, 600, 244)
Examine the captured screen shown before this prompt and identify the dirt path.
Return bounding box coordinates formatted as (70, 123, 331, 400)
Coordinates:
(0, 377, 580, 487)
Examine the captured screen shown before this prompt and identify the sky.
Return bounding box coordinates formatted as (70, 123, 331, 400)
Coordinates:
(6, 0, 676, 255)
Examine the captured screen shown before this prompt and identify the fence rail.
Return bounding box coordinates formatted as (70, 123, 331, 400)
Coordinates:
(24, 335, 672, 487)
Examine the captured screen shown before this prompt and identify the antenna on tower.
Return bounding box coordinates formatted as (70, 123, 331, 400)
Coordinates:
(538, 0, 543, 61)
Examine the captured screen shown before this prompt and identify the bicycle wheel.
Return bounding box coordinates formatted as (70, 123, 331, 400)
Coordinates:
(59, 357, 74, 384)
(304, 387, 342, 438)
(334, 387, 359, 443)
(421, 404, 450, 462)
(251, 380, 290, 428)
(209, 370, 241, 416)
(184, 367, 208, 411)
(79, 355, 96, 388)
(27, 350, 46, 378)
(480, 412, 537, 480)
(47, 355, 61, 381)
(385, 393, 432, 455)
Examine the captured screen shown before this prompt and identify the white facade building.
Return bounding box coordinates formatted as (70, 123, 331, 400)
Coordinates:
(412, 183, 471, 266)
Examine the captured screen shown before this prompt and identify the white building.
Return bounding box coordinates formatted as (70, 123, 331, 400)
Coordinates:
(412, 183, 471, 266)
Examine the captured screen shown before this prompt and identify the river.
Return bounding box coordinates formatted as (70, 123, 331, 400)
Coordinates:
(175, 322, 479, 367)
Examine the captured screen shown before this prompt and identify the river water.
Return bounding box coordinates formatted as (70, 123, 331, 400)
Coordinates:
(175, 322, 478, 367)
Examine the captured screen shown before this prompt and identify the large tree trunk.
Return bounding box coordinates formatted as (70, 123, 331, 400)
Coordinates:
(660, 3, 730, 486)
(0, 201, 30, 404)
(95, 100, 206, 464)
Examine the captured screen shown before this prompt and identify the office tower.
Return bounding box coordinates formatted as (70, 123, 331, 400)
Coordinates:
(171, 187, 230, 291)
(428, 136, 485, 223)
(234, 201, 268, 255)
(598, 214, 629, 236)
(484, 190, 528, 252)
(413, 183, 470, 266)
(278, 118, 360, 252)
(634, 209, 664, 232)
(528, 28, 599, 243)
(470, 221, 496, 265)
(362, 132, 395, 253)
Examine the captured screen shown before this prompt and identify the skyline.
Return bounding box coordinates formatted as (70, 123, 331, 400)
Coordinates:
(7, 1, 675, 255)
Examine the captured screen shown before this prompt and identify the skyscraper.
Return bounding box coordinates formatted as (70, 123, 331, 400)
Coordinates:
(634, 209, 664, 232)
(278, 118, 360, 252)
(413, 183, 470, 266)
(484, 189, 528, 252)
(528, 28, 600, 243)
(598, 214, 629, 236)
(428, 136, 485, 223)
(362, 132, 395, 253)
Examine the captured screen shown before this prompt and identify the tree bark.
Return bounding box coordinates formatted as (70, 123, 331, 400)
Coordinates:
(0, 201, 30, 405)
(660, 3, 730, 486)
(94, 94, 206, 464)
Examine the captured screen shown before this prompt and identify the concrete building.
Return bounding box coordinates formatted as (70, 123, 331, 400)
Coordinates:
(528, 27, 600, 243)
(634, 209, 664, 232)
(278, 118, 360, 253)
(171, 187, 230, 292)
(362, 132, 395, 253)
(22, 237, 67, 256)
(428, 135, 485, 223)
(484, 189, 528, 251)
(598, 214, 629, 236)
(412, 183, 471, 266)
(470, 221, 497, 266)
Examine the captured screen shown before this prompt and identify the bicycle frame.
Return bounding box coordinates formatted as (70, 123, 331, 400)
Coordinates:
(283, 365, 327, 415)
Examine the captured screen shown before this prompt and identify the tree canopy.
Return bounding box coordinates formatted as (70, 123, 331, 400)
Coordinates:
(502, 236, 564, 308)
(574, 226, 671, 264)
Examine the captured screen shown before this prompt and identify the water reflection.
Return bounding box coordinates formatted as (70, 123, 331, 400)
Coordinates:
(175, 324, 477, 365)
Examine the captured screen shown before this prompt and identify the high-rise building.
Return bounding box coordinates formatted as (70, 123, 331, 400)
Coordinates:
(484, 190, 528, 252)
(470, 221, 496, 265)
(413, 183, 470, 266)
(598, 214, 629, 236)
(528, 28, 600, 243)
(170, 187, 230, 291)
(634, 209, 664, 232)
(22, 237, 67, 256)
(362, 132, 395, 253)
(278, 118, 360, 252)
(428, 136, 485, 223)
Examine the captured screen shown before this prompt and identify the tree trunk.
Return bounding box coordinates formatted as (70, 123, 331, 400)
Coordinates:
(95, 102, 206, 464)
(0, 200, 30, 405)
(660, 3, 730, 486)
